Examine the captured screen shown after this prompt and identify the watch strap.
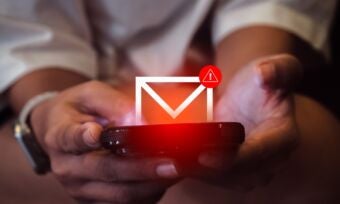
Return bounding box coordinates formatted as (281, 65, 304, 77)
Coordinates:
(19, 92, 58, 129)
(15, 91, 58, 174)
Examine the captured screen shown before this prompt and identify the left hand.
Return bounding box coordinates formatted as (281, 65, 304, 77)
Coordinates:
(197, 54, 302, 191)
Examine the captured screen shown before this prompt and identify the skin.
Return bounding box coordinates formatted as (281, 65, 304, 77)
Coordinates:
(4, 26, 340, 203)
(198, 54, 302, 190)
(26, 80, 180, 203)
(196, 26, 306, 189)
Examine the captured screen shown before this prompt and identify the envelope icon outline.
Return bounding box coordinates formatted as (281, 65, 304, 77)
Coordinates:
(135, 76, 213, 123)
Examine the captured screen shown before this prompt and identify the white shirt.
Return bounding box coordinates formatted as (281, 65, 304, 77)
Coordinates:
(0, 0, 337, 202)
(0, 0, 336, 93)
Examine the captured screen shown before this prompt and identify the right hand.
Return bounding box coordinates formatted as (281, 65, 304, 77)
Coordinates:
(198, 55, 301, 191)
(30, 81, 180, 203)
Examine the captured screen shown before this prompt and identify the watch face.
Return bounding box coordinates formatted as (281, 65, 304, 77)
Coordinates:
(14, 122, 50, 174)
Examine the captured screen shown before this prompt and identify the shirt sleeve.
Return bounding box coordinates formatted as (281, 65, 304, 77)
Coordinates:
(0, 0, 97, 93)
(212, 0, 337, 52)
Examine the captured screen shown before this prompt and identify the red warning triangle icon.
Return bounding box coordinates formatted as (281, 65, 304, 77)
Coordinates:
(202, 69, 219, 82)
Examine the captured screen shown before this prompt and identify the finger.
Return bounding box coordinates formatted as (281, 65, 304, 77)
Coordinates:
(69, 181, 168, 204)
(197, 145, 290, 190)
(53, 121, 103, 153)
(255, 54, 302, 91)
(235, 118, 298, 171)
(198, 149, 236, 170)
(197, 119, 297, 188)
(76, 81, 136, 124)
(52, 152, 180, 182)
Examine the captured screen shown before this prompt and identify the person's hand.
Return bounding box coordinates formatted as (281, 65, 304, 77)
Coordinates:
(198, 54, 302, 191)
(30, 81, 180, 203)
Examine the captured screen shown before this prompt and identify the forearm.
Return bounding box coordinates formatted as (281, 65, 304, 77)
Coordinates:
(7, 68, 90, 113)
(215, 26, 324, 93)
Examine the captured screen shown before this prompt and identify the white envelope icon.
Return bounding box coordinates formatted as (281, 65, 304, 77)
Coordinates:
(135, 76, 214, 123)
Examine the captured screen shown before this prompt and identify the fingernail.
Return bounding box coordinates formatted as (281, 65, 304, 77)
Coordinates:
(95, 117, 109, 126)
(83, 128, 100, 148)
(156, 163, 178, 178)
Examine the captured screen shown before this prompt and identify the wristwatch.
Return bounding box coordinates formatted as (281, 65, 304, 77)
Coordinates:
(13, 92, 58, 175)
(14, 121, 50, 174)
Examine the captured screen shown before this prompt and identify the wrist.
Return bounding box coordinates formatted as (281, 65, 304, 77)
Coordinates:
(28, 92, 58, 150)
(13, 92, 55, 174)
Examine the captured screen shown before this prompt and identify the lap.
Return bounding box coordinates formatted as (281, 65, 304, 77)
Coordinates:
(0, 119, 75, 204)
(0, 118, 242, 204)
(0, 95, 339, 203)
(243, 95, 340, 203)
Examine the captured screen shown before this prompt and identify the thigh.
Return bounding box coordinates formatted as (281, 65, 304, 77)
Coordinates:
(162, 95, 340, 204)
(243, 95, 340, 203)
(0, 119, 75, 204)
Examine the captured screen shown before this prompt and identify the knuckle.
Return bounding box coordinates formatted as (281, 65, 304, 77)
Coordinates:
(43, 131, 56, 151)
(79, 80, 112, 100)
(58, 125, 74, 152)
(72, 127, 87, 151)
(50, 160, 70, 181)
(58, 124, 84, 153)
(39, 113, 64, 151)
(44, 122, 69, 152)
(84, 80, 107, 91)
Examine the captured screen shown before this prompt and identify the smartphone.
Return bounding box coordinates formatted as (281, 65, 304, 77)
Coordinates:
(100, 122, 245, 158)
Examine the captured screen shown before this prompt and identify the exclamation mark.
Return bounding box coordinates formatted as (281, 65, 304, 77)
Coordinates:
(199, 65, 221, 88)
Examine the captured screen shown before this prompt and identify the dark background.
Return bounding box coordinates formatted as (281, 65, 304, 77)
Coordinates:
(301, 2, 340, 118)
(328, 2, 340, 116)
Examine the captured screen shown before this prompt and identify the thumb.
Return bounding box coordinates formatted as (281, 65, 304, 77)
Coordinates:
(81, 122, 103, 149)
(255, 54, 302, 92)
(57, 121, 103, 153)
(76, 81, 135, 123)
